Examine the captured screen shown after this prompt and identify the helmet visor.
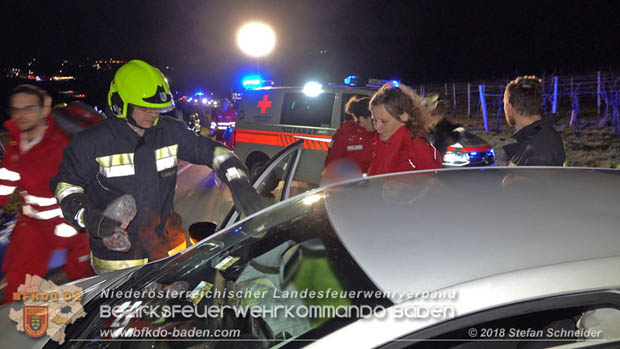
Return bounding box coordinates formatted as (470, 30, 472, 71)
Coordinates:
(133, 104, 175, 114)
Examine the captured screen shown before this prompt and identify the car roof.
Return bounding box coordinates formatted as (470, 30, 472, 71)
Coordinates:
(322, 167, 620, 298)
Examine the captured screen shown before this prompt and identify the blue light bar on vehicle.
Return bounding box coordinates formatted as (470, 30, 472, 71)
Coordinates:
(368, 78, 401, 87)
(242, 75, 263, 89)
(344, 75, 361, 86)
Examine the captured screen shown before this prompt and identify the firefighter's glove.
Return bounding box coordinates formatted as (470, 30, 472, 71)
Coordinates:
(60, 193, 122, 238)
(84, 210, 123, 238)
(214, 153, 264, 217)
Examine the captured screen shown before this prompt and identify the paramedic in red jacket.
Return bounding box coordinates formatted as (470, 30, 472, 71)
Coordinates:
(323, 96, 375, 173)
(368, 82, 442, 175)
(0, 85, 93, 303)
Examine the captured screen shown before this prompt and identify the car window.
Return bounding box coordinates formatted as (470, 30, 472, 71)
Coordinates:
(70, 193, 391, 347)
(280, 93, 335, 127)
(385, 292, 620, 349)
(223, 140, 303, 229)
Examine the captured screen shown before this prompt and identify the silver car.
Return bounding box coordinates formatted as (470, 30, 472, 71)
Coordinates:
(1, 141, 619, 348)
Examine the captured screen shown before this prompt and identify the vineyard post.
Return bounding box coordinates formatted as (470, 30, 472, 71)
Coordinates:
(467, 83, 471, 117)
(452, 83, 456, 117)
(552, 76, 559, 114)
(479, 84, 489, 132)
(597, 71, 602, 116)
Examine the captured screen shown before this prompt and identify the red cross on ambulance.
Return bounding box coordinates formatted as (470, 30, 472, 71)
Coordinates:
(257, 95, 272, 114)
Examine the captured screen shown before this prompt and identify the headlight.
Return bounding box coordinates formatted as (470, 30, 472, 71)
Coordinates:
(443, 150, 470, 166)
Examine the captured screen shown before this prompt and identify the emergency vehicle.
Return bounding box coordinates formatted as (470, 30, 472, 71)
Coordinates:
(234, 81, 495, 186)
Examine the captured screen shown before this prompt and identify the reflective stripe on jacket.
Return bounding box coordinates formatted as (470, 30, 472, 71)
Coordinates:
(0, 117, 73, 233)
(324, 121, 375, 174)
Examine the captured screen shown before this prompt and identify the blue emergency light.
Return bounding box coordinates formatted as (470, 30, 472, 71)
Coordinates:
(367, 78, 401, 87)
(344, 75, 361, 86)
(242, 75, 263, 89)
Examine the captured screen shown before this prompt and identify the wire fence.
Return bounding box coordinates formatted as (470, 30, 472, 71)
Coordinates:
(414, 71, 620, 135)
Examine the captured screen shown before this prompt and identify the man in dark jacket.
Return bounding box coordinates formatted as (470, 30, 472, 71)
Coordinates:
(502, 76, 566, 166)
(50, 60, 263, 273)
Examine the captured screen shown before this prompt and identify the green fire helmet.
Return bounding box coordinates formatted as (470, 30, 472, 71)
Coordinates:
(107, 60, 175, 123)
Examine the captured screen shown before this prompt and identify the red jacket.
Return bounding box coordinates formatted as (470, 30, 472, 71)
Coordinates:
(368, 125, 442, 176)
(324, 121, 375, 173)
(0, 116, 72, 230)
(0, 115, 94, 302)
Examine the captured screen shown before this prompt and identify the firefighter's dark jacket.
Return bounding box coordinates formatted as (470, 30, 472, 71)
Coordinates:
(503, 118, 566, 166)
(51, 116, 221, 261)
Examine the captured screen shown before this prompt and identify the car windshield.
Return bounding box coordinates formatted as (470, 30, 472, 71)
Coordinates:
(68, 191, 391, 347)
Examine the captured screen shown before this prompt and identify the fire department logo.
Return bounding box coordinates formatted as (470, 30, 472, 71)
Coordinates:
(9, 274, 86, 344)
(23, 306, 48, 337)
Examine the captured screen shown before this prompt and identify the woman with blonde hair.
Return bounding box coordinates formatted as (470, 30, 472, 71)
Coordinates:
(367, 82, 442, 175)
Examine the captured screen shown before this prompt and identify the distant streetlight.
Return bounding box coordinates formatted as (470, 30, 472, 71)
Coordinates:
(237, 22, 276, 57)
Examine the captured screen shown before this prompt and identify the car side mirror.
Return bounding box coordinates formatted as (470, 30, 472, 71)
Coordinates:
(189, 221, 218, 243)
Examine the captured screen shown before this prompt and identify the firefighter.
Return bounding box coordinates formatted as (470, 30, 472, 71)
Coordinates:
(1, 85, 93, 303)
(50, 60, 263, 274)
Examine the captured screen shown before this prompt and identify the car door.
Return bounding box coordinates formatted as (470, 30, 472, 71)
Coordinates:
(222, 139, 304, 229)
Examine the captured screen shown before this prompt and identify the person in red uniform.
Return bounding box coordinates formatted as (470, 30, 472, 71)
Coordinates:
(212, 99, 236, 148)
(323, 96, 375, 174)
(0, 85, 93, 303)
(367, 82, 442, 175)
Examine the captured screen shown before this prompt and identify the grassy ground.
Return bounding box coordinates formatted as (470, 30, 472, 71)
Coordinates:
(450, 114, 620, 169)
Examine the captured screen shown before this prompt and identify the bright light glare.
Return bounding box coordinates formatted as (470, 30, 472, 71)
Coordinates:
(443, 151, 470, 166)
(237, 22, 276, 57)
(202, 98, 208, 104)
(302, 194, 321, 206)
(303, 81, 323, 97)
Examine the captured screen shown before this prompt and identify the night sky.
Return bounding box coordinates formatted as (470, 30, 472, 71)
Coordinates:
(2, 0, 619, 95)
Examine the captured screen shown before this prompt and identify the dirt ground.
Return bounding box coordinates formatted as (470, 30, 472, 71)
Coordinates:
(451, 115, 620, 169)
